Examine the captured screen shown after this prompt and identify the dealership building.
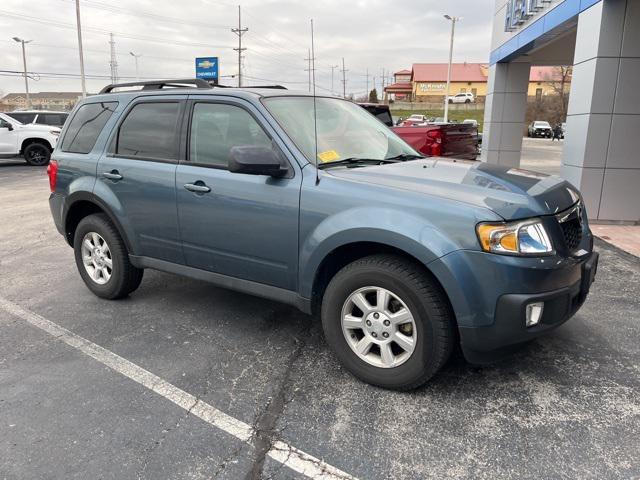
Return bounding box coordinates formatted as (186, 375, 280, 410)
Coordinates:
(484, 0, 639, 222)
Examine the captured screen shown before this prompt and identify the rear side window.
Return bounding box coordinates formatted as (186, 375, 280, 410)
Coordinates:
(7, 113, 36, 124)
(189, 103, 271, 167)
(116, 102, 181, 160)
(36, 113, 67, 126)
(61, 102, 118, 154)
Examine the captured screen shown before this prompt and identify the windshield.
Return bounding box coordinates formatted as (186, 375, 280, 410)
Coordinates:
(535, 121, 551, 128)
(263, 96, 419, 165)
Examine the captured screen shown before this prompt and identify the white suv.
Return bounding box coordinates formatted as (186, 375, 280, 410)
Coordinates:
(0, 112, 60, 165)
(7, 110, 69, 127)
(448, 92, 475, 104)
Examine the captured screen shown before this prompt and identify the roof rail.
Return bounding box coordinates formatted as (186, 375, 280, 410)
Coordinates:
(242, 85, 287, 90)
(99, 78, 213, 94)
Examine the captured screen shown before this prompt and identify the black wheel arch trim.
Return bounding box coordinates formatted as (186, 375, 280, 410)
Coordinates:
(63, 191, 134, 253)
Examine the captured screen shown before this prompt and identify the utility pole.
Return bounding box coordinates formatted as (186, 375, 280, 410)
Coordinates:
(443, 15, 461, 123)
(341, 57, 347, 99)
(74, 0, 87, 98)
(12, 37, 32, 108)
(109, 33, 119, 84)
(329, 64, 338, 95)
(363, 68, 370, 100)
(231, 5, 248, 87)
(130, 51, 142, 81)
(304, 49, 314, 93)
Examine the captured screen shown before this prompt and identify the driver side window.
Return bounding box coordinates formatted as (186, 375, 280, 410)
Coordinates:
(189, 103, 272, 167)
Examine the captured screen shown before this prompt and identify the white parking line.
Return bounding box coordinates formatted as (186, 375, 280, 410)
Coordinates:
(0, 297, 357, 480)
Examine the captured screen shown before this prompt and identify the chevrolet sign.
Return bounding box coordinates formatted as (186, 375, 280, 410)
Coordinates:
(195, 56, 219, 80)
(504, 0, 555, 32)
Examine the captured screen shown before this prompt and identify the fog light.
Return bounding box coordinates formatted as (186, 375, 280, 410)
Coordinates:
(526, 302, 544, 327)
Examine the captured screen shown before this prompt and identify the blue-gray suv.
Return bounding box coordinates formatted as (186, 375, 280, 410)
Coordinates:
(48, 79, 598, 389)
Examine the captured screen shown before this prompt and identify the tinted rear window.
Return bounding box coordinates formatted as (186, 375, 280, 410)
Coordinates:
(116, 102, 181, 160)
(7, 113, 36, 124)
(35, 113, 68, 126)
(61, 102, 118, 154)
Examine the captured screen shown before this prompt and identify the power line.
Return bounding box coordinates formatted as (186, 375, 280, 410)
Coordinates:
(0, 10, 235, 50)
(59, 0, 231, 30)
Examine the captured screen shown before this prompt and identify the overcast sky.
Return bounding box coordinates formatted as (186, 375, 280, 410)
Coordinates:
(0, 0, 494, 97)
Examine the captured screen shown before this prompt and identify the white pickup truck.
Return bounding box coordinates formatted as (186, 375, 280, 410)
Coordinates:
(0, 112, 60, 165)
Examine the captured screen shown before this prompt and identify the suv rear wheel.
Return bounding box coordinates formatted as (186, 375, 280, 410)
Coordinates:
(321, 254, 455, 390)
(23, 142, 51, 166)
(73, 214, 143, 299)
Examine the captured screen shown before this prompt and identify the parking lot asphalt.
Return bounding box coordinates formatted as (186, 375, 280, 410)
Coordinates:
(519, 137, 563, 176)
(1, 163, 639, 480)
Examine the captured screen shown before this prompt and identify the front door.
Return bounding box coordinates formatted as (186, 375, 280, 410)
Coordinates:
(96, 97, 186, 264)
(0, 117, 18, 154)
(176, 99, 301, 291)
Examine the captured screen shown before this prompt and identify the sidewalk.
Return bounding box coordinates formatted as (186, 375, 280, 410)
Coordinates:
(591, 225, 640, 257)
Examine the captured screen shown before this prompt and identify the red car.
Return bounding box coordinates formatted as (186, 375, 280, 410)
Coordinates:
(393, 123, 479, 160)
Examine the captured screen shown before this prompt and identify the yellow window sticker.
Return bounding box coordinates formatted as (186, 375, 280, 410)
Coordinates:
(317, 150, 340, 163)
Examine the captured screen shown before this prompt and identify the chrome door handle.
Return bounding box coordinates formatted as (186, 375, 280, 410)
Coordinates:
(184, 182, 211, 193)
(102, 171, 123, 181)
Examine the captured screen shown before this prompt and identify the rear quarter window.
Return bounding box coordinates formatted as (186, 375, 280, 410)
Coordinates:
(61, 102, 118, 154)
(36, 113, 68, 126)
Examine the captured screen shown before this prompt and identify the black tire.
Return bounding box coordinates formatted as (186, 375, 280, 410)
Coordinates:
(465, 99, 471, 104)
(73, 213, 143, 299)
(23, 142, 51, 166)
(448, 99, 453, 104)
(321, 254, 455, 390)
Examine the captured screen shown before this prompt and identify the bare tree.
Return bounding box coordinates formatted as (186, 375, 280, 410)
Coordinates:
(546, 66, 572, 121)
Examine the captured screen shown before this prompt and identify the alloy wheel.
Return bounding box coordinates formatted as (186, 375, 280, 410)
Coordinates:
(341, 286, 417, 368)
(81, 232, 113, 285)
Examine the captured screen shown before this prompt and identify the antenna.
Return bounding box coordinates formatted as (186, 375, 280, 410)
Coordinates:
(311, 19, 320, 185)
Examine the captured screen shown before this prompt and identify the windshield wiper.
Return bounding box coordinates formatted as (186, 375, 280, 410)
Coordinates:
(384, 153, 425, 161)
(317, 157, 399, 170)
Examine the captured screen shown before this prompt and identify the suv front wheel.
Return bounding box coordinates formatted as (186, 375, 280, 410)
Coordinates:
(321, 254, 455, 390)
(73, 214, 143, 299)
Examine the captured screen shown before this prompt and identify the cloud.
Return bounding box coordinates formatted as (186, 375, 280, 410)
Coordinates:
(0, 0, 493, 97)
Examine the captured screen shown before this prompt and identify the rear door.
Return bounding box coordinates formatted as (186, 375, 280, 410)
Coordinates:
(96, 96, 186, 264)
(175, 97, 301, 290)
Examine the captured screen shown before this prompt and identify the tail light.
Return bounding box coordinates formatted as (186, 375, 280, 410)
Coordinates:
(426, 129, 443, 156)
(47, 159, 58, 192)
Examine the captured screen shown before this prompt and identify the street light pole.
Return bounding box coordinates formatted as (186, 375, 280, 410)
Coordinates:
(75, 0, 87, 98)
(12, 37, 32, 109)
(443, 15, 460, 123)
(130, 52, 142, 81)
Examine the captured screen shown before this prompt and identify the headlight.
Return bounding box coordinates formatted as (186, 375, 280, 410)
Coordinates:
(50, 130, 61, 136)
(476, 219, 553, 255)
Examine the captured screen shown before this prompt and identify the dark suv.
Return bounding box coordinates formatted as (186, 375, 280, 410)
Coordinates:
(48, 79, 598, 389)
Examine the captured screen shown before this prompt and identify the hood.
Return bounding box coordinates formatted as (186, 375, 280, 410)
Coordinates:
(327, 159, 580, 220)
(18, 123, 60, 133)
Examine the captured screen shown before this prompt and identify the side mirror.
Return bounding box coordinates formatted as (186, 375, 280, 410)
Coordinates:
(228, 146, 288, 178)
(1, 122, 13, 131)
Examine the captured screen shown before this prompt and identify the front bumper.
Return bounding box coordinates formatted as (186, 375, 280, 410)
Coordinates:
(429, 245, 598, 364)
(459, 251, 598, 363)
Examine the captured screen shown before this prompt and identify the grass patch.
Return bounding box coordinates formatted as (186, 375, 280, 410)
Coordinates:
(390, 108, 485, 131)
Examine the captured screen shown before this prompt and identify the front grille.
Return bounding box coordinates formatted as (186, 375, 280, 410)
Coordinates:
(556, 202, 583, 253)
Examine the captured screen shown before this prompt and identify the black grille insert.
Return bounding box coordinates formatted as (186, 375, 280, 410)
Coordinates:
(556, 203, 583, 253)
